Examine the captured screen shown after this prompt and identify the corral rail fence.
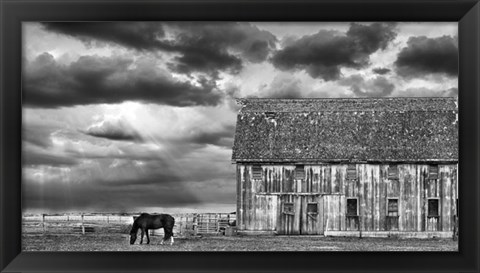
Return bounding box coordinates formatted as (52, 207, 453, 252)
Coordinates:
(23, 213, 237, 237)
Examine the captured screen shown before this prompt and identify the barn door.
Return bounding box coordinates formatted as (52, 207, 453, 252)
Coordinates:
(277, 194, 323, 235)
(277, 195, 301, 235)
(300, 195, 323, 235)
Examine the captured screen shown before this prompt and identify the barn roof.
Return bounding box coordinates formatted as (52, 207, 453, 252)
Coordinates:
(231, 97, 458, 163)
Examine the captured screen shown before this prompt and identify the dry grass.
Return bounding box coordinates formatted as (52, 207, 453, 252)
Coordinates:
(22, 233, 458, 252)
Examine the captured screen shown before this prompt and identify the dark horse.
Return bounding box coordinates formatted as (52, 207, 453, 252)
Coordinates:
(130, 213, 175, 245)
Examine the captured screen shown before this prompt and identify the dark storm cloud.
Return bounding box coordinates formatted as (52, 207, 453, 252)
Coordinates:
(167, 49, 242, 78)
(23, 151, 79, 166)
(42, 22, 277, 77)
(372, 67, 391, 75)
(84, 119, 141, 141)
(23, 53, 223, 108)
(166, 22, 277, 76)
(85, 130, 139, 141)
(271, 23, 397, 81)
(339, 74, 395, 97)
(395, 35, 458, 78)
(43, 22, 166, 51)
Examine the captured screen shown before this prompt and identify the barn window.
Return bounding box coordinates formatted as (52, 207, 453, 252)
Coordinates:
(307, 203, 318, 214)
(346, 165, 357, 180)
(295, 165, 305, 180)
(264, 111, 276, 119)
(428, 199, 439, 217)
(282, 203, 294, 215)
(387, 198, 399, 217)
(429, 165, 439, 179)
(388, 165, 399, 180)
(252, 165, 262, 180)
(346, 198, 358, 216)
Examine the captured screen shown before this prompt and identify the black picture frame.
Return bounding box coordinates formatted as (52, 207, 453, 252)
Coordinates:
(1, 0, 479, 272)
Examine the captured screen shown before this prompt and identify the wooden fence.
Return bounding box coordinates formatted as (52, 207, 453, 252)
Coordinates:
(22, 213, 236, 237)
(194, 213, 235, 234)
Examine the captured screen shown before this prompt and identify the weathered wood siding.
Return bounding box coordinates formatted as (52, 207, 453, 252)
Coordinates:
(237, 165, 279, 231)
(236, 163, 458, 233)
(323, 194, 345, 231)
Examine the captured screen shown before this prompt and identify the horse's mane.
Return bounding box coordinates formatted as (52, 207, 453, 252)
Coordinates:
(131, 213, 152, 234)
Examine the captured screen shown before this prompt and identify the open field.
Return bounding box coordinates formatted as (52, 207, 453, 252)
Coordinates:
(22, 233, 458, 252)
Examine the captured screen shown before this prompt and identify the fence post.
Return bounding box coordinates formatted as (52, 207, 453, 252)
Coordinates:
(193, 214, 198, 235)
(42, 214, 46, 233)
(81, 214, 85, 235)
(206, 216, 209, 234)
(178, 216, 182, 236)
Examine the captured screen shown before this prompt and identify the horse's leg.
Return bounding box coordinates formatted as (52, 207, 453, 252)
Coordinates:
(160, 227, 167, 245)
(140, 229, 144, 244)
(146, 229, 150, 244)
(169, 227, 174, 245)
(163, 227, 174, 245)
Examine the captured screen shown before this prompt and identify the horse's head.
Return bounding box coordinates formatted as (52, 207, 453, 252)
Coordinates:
(130, 231, 137, 245)
(130, 216, 140, 245)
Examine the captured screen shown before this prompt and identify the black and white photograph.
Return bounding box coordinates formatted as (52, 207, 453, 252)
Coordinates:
(21, 21, 459, 251)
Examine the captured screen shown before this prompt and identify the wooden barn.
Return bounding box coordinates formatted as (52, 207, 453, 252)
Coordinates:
(231, 98, 458, 238)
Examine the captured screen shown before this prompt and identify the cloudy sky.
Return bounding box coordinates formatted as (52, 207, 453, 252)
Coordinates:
(22, 22, 458, 214)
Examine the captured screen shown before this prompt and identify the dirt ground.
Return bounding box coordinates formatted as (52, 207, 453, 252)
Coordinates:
(22, 233, 458, 251)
